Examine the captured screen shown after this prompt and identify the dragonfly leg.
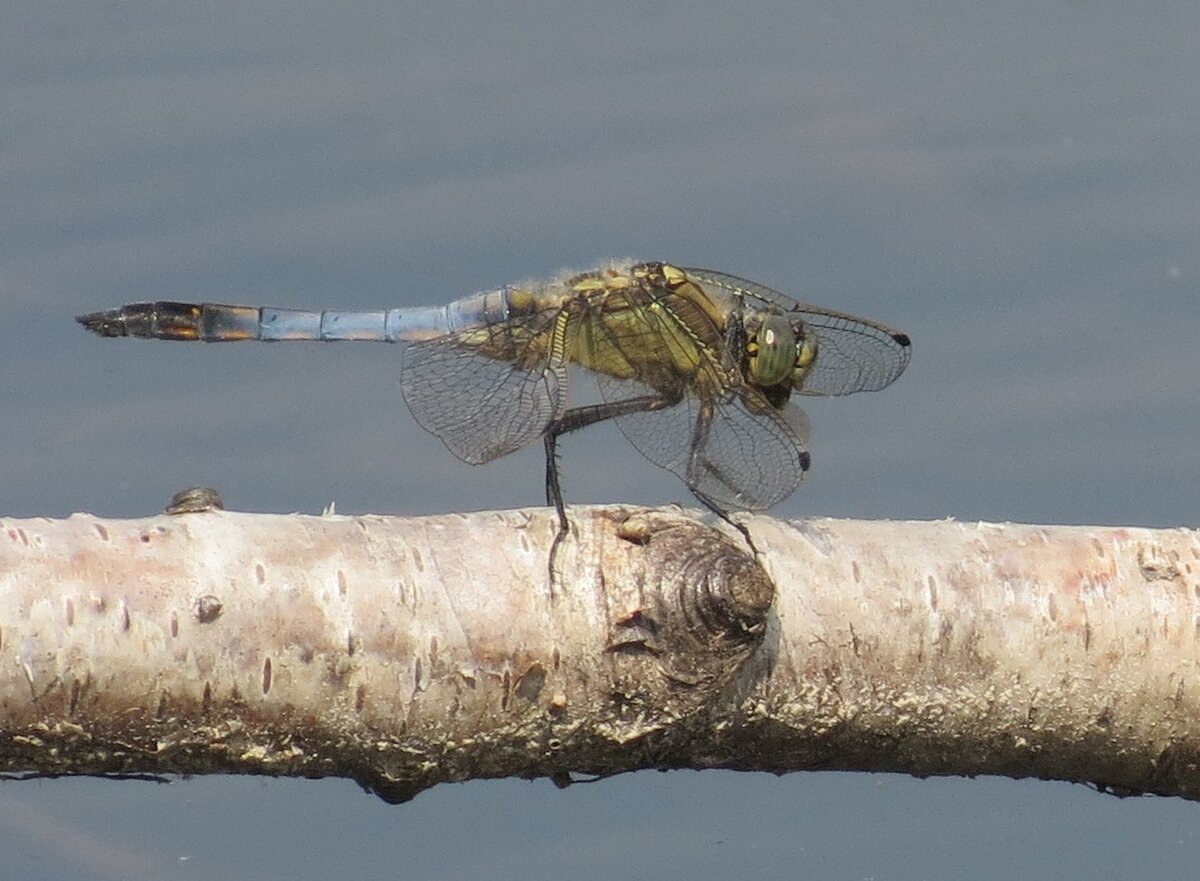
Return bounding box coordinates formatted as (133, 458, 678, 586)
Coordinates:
(544, 430, 569, 600)
(543, 431, 570, 536)
(551, 395, 671, 436)
(543, 392, 678, 595)
(681, 398, 740, 518)
(683, 401, 759, 554)
(544, 402, 676, 592)
(542, 393, 675, 514)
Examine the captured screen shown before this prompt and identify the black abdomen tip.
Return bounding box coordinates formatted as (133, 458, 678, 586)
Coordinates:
(76, 308, 131, 337)
(75, 302, 203, 339)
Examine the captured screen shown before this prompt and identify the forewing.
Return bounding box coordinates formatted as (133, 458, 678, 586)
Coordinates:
(680, 267, 807, 311)
(400, 312, 566, 464)
(681, 266, 912, 396)
(793, 307, 911, 396)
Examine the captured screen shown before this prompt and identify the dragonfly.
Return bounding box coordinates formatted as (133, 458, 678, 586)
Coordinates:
(77, 260, 911, 536)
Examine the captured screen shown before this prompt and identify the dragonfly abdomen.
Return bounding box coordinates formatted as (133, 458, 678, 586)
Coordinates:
(387, 287, 515, 343)
(76, 287, 519, 344)
(76, 301, 397, 342)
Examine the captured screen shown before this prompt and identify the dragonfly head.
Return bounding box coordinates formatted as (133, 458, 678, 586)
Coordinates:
(746, 311, 817, 389)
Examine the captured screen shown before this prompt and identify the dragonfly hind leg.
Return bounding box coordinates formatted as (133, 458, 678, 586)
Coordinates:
(542, 394, 675, 533)
(541, 391, 680, 595)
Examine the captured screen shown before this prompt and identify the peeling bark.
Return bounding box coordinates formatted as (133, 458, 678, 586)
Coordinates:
(1, 505, 1197, 802)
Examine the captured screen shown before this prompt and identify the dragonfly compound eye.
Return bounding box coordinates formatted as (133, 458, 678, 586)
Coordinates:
(747, 311, 798, 387)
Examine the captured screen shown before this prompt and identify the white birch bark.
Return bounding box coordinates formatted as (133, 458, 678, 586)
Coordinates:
(1, 504, 1196, 802)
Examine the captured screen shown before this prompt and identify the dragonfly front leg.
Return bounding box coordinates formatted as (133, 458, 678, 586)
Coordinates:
(681, 400, 756, 554)
(683, 399, 728, 519)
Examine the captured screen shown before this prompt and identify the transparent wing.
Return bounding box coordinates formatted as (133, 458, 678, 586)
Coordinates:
(681, 267, 912, 396)
(597, 373, 810, 511)
(400, 311, 566, 464)
(795, 308, 912, 396)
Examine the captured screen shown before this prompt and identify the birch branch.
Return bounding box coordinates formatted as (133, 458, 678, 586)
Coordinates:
(1, 502, 1197, 802)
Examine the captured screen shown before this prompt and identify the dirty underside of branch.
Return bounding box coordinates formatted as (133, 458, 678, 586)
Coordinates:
(1, 505, 1198, 802)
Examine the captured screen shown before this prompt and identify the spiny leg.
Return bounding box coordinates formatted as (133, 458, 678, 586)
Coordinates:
(544, 430, 569, 538)
(542, 393, 675, 590)
(543, 394, 674, 524)
(685, 401, 759, 557)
